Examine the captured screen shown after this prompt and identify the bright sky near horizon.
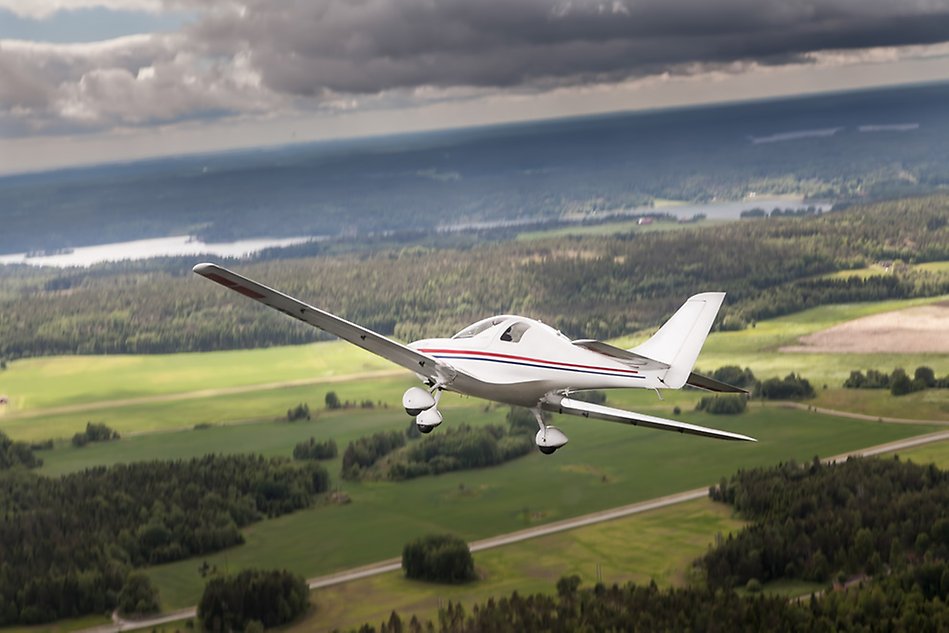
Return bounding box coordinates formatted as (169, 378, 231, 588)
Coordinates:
(2, 0, 949, 174)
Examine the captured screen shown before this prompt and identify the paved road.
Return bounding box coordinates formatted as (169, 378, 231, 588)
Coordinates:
(2, 369, 406, 421)
(89, 428, 949, 633)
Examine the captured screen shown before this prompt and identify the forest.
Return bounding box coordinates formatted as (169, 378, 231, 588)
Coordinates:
(349, 456, 949, 632)
(0, 195, 946, 359)
(705, 457, 947, 589)
(0, 455, 329, 625)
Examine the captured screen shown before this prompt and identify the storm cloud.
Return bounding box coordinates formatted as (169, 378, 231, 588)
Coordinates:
(3, 0, 949, 136)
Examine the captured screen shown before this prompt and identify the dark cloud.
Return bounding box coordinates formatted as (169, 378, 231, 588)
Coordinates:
(3, 0, 949, 136)
(188, 0, 949, 96)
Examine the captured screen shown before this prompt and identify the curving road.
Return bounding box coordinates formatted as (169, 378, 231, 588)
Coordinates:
(86, 428, 949, 633)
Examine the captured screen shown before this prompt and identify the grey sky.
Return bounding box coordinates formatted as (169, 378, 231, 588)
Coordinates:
(1, 0, 948, 173)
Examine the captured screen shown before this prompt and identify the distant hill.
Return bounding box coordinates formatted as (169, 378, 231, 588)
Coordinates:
(1, 82, 948, 255)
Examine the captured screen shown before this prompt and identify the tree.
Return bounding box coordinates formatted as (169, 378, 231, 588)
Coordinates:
(402, 534, 475, 584)
(198, 569, 308, 632)
(72, 422, 120, 447)
(117, 573, 160, 616)
(914, 366, 936, 388)
(324, 391, 341, 410)
(695, 395, 747, 414)
(889, 368, 915, 396)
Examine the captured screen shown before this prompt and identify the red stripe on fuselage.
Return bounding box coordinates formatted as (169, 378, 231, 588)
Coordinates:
(418, 348, 638, 375)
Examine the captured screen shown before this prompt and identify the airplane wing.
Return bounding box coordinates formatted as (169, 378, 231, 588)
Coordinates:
(542, 393, 756, 442)
(193, 263, 451, 383)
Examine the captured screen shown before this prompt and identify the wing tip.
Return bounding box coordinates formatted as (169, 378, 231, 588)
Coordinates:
(193, 262, 219, 276)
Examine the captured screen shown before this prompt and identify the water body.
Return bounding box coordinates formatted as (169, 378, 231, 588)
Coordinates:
(0, 235, 316, 268)
(657, 197, 831, 221)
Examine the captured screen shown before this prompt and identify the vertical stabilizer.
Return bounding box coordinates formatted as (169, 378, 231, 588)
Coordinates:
(629, 292, 725, 389)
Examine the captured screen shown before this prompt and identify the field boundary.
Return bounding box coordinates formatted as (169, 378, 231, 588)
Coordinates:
(83, 429, 949, 633)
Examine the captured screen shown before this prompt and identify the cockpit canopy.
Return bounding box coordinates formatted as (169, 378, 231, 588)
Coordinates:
(452, 315, 515, 339)
(452, 315, 567, 344)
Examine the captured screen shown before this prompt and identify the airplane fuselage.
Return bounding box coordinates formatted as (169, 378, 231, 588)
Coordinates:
(408, 315, 660, 407)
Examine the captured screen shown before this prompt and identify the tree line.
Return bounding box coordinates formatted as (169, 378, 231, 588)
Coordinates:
(351, 567, 949, 632)
(0, 455, 329, 625)
(845, 366, 948, 396)
(0, 195, 946, 359)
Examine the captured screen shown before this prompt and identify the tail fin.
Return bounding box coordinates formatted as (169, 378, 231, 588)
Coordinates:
(629, 292, 725, 389)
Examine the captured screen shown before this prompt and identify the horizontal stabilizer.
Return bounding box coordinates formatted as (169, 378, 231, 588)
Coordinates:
(572, 339, 670, 371)
(542, 393, 756, 442)
(686, 372, 749, 394)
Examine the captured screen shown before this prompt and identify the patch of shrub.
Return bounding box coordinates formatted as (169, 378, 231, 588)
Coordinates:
(695, 395, 748, 414)
(402, 534, 475, 584)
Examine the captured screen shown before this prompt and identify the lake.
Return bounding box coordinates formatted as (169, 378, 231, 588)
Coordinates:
(0, 235, 316, 268)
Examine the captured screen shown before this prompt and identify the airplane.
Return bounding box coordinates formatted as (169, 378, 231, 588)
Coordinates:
(193, 263, 756, 452)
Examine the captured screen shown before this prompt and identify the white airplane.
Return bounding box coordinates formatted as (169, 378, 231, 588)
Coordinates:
(194, 263, 756, 452)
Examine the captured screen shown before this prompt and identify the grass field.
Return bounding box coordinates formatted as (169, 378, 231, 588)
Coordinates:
(291, 497, 743, 633)
(1, 295, 945, 631)
(0, 615, 111, 633)
(515, 217, 729, 241)
(4, 374, 418, 443)
(886, 437, 949, 468)
(3, 295, 946, 443)
(118, 405, 936, 609)
(0, 341, 392, 412)
(820, 260, 949, 280)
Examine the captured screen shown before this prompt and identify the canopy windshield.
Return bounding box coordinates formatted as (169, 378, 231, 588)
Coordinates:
(452, 316, 512, 339)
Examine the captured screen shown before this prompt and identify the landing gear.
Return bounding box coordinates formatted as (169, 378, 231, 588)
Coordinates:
(532, 408, 568, 454)
(404, 386, 443, 434)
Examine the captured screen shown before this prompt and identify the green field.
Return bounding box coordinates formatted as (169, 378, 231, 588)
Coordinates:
(886, 437, 949, 469)
(3, 295, 946, 443)
(820, 259, 949, 280)
(3, 374, 417, 443)
(0, 341, 393, 412)
(0, 615, 112, 633)
(292, 497, 743, 633)
(116, 405, 935, 609)
(2, 294, 947, 625)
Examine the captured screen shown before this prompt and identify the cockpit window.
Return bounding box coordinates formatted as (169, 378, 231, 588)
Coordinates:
(500, 321, 530, 343)
(452, 317, 507, 339)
